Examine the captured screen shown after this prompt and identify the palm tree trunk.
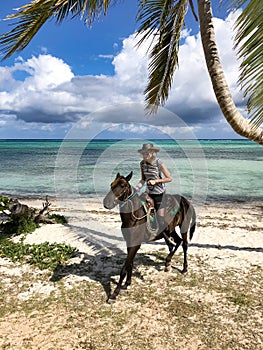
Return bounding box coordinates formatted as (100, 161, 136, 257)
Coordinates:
(197, 0, 263, 145)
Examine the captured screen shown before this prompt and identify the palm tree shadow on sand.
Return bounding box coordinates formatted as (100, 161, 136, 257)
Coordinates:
(49, 223, 263, 300)
(49, 223, 166, 300)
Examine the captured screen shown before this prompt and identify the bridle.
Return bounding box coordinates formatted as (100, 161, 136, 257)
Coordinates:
(111, 182, 144, 216)
(111, 182, 134, 207)
(110, 178, 149, 222)
(113, 184, 148, 221)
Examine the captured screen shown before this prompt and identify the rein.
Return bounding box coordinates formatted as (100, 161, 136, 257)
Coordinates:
(117, 186, 172, 239)
(129, 199, 147, 220)
(119, 188, 137, 208)
(119, 188, 147, 221)
(121, 190, 160, 236)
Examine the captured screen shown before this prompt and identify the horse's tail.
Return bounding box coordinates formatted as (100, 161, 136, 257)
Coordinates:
(189, 205, 196, 241)
(178, 195, 196, 241)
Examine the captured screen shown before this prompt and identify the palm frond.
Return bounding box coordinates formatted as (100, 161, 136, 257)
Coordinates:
(0, 0, 55, 59)
(0, 0, 113, 60)
(136, 0, 188, 113)
(232, 0, 263, 128)
(55, 0, 112, 24)
(188, 0, 198, 21)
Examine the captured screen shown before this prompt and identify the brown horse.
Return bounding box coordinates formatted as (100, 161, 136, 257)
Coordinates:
(103, 172, 196, 303)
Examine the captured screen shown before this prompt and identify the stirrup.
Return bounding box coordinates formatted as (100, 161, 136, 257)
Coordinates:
(146, 208, 159, 240)
(149, 209, 157, 228)
(149, 206, 155, 214)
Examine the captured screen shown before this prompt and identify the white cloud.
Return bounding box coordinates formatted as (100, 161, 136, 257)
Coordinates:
(0, 11, 247, 139)
(98, 54, 114, 59)
(13, 54, 74, 90)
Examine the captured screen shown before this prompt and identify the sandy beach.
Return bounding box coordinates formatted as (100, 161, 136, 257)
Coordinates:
(20, 197, 263, 270)
(0, 197, 262, 349)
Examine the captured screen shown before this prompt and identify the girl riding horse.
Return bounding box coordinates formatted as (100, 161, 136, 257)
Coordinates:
(103, 172, 196, 303)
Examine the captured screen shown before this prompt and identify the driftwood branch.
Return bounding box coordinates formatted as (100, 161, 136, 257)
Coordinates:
(9, 196, 56, 224)
(39, 196, 52, 216)
(34, 196, 54, 223)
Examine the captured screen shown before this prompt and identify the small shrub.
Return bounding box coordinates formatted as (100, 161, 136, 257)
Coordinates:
(1, 214, 38, 235)
(0, 195, 10, 210)
(48, 213, 68, 224)
(227, 292, 251, 306)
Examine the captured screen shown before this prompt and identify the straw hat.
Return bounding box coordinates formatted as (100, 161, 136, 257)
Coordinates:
(138, 143, 160, 153)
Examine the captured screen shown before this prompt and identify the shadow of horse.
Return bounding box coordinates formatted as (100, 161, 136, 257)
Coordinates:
(191, 242, 263, 253)
(49, 223, 167, 300)
(49, 223, 263, 302)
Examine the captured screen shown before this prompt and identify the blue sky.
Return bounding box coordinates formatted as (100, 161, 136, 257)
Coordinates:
(0, 1, 247, 140)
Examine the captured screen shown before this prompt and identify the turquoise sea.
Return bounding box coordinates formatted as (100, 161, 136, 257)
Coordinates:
(0, 139, 262, 205)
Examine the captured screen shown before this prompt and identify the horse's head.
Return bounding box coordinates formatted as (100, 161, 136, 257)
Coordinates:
(103, 171, 133, 209)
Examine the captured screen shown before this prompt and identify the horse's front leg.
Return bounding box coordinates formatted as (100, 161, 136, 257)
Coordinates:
(108, 245, 140, 303)
(107, 264, 127, 303)
(121, 245, 140, 290)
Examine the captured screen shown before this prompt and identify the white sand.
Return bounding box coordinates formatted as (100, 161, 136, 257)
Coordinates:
(19, 197, 263, 271)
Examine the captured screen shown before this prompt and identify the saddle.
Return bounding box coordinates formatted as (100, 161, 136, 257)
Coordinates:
(163, 194, 180, 225)
(140, 193, 180, 241)
(140, 193, 180, 221)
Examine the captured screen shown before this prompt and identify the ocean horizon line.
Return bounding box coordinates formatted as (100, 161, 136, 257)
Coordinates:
(0, 138, 253, 142)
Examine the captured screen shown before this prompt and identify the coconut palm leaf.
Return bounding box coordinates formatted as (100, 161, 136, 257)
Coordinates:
(136, 0, 188, 113)
(0, 1, 53, 59)
(0, 0, 112, 60)
(230, 0, 263, 128)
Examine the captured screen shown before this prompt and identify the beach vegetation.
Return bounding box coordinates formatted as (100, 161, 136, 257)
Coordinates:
(227, 292, 251, 306)
(0, 195, 10, 210)
(0, 195, 68, 235)
(0, 195, 74, 270)
(47, 213, 68, 224)
(0, 237, 76, 270)
(1, 212, 38, 236)
(0, 1, 262, 144)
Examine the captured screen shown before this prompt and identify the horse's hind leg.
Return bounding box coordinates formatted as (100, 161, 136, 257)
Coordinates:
(164, 231, 182, 272)
(180, 207, 192, 273)
(181, 232, 188, 273)
(108, 245, 140, 303)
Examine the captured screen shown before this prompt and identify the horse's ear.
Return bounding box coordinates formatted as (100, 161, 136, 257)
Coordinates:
(116, 172, 121, 178)
(125, 171, 133, 182)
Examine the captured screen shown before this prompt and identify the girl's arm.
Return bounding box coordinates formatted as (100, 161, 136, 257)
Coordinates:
(135, 167, 146, 191)
(148, 163, 172, 186)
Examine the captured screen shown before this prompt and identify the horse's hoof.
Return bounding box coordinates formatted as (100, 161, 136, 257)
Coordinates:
(107, 297, 116, 304)
(121, 284, 130, 291)
(164, 266, 170, 272)
(181, 268, 188, 274)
